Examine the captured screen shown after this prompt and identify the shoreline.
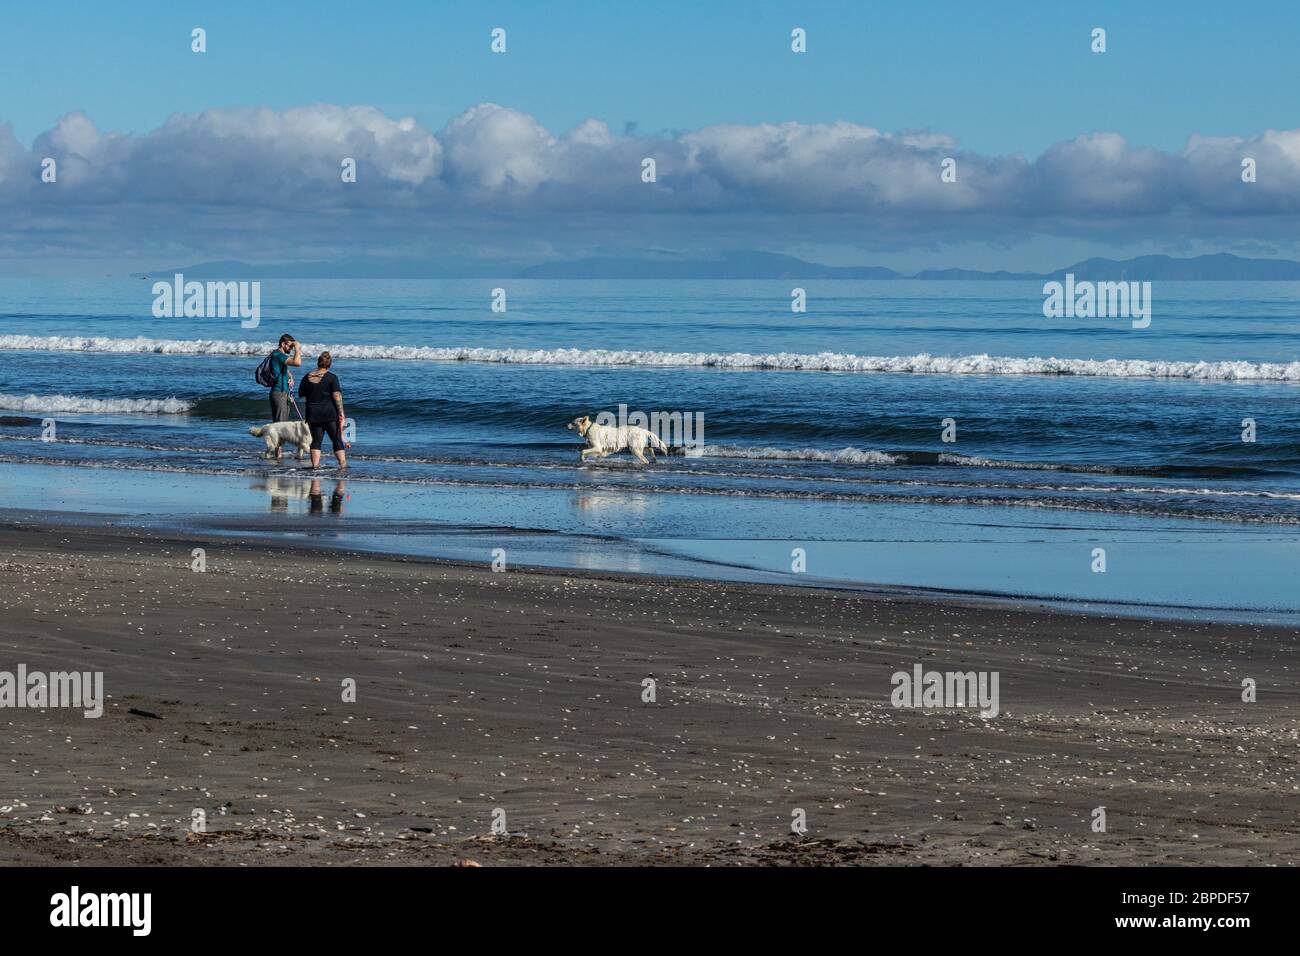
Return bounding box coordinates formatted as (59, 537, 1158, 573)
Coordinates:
(1, 455, 1298, 626)
(0, 506, 1288, 628)
(1, 518, 1296, 866)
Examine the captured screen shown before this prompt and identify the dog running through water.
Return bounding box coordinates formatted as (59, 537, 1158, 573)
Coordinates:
(567, 415, 669, 464)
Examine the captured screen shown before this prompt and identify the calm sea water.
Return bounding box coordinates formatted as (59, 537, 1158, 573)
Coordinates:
(2, 278, 1299, 619)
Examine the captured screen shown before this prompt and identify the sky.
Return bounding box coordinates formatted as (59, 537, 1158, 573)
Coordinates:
(3, 0, 1300, 275)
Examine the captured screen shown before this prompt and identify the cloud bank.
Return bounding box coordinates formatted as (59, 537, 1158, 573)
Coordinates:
(2, 102, 1299, 264)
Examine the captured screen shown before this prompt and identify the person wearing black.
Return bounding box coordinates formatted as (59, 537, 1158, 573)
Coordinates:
(297, 350, 348, 469)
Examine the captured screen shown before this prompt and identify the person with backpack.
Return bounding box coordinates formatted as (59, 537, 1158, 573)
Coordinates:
(255, 334, 302, 427)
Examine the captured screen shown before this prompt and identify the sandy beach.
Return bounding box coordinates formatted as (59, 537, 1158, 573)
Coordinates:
(0, 515, 1294, 866)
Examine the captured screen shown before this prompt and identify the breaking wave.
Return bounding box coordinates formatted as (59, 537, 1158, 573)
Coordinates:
(0, 393, 193, 414)
(4, 334, 1300, 381)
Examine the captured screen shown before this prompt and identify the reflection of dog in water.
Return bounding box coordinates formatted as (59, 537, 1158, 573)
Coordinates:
(254, 476, 346, 513)
(256, 475, 312, 512)
(309, 479, 348, 514)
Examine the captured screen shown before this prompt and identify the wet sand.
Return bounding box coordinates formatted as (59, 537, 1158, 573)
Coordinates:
(0, 517, 1296, 866)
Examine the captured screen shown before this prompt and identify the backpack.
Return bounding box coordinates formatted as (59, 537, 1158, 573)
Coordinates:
(255, 352, 278, 388)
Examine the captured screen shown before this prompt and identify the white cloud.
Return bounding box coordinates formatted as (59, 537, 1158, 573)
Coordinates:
(4, 102, 1300, 262)
(441, 103, 554, 192)
(13, 105, 442, 204)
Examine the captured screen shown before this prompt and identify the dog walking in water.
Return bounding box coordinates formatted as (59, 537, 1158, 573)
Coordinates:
(567, 415, 668, 464)
(249, 420, 313, 460)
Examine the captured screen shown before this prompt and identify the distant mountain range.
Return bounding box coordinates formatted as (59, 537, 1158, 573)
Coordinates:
(133, 251, 1300, 281)
(516, 250, 902, 279)
(133, 257, 521, 280)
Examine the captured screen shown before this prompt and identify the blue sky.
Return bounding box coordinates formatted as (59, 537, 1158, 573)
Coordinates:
(3, 0, 1300, 274)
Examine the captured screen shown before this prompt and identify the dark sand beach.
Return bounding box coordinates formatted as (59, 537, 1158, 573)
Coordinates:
(0, 517, 1295, 866)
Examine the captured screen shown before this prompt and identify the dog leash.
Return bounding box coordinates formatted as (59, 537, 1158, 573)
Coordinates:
(286, 374, 306, 422)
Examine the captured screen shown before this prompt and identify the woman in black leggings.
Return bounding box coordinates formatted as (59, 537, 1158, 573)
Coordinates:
(297, 351, 348, 469)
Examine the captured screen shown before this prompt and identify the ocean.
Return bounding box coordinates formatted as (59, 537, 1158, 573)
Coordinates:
(2, 277, 1298, 620)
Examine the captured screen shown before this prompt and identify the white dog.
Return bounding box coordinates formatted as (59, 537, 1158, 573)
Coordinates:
(249, 420, 312, 460)
(567, 415, 668, 465)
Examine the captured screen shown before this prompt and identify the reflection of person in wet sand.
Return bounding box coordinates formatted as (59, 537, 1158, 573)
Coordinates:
(258, 475, 312, 512)
(309, 478, 348, 514)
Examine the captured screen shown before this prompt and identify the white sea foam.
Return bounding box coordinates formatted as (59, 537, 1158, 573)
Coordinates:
(3, 334, 1299, 381)
(937, 453, 1081, 471)
(0, 393, 192, 414)
(702, 444, 902, 464)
